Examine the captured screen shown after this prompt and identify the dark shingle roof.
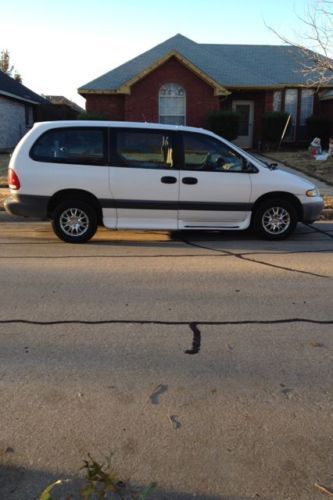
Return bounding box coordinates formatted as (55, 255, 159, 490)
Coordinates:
(203, 43, 327, 86)
(79, 34, 332, 92)
(0, 70, 46, 104)
(45, 95, 84, 112)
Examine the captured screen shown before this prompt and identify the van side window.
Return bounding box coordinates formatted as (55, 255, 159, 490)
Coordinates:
(183, 133, 245, 172)
(114, 131, 174, 169)
(30, 128, 106, 165)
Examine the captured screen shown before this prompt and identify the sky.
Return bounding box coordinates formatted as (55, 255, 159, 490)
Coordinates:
(0, 0, 323, 107)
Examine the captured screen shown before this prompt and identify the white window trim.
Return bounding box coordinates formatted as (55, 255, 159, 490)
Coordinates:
(159, 83, 186, 125)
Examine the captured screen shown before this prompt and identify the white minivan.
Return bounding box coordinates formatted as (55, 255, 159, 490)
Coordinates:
(5, 121, 323, 243)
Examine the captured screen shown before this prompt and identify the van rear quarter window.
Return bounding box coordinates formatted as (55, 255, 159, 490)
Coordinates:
(30, 127, 106, 165)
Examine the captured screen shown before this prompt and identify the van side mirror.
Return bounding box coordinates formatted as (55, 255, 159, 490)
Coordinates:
(243, 161, 258, 173)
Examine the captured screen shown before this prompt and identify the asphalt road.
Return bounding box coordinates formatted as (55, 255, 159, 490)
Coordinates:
(0, 221, 332, 500)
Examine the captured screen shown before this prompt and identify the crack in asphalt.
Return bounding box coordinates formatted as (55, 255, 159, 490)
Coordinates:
(304, 223, 333, 239)
(0, 246, 332, 259)
(0, 318, 332, 326)
(182, 240, 331, 279)
(0, 245, 332, 260)
(184, 322, 201, 355)
(240, 249, 333, 256)
(1, 319, 332, 356)
(0, 253, 226, 259)
(0, 241, 332, 262)
(0, 247, 332, 260)
(0, 226, 332, 277)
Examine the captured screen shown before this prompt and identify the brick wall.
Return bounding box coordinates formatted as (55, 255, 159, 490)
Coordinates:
(83, 56, 220, 127)
(125, 56, 220, 127)
(0, 97, 31, 151)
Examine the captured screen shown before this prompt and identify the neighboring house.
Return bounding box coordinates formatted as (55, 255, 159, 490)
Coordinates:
(78, 34, 333, 148)
(35, 95, 84, 121)
(0, 70, 46, 151)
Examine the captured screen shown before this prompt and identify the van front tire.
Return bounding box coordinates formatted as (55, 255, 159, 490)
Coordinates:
(52, 200, 98, 243)
(253, 199, 297, 240)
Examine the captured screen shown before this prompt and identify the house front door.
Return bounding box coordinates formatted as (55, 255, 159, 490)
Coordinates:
(232, 100, 254, 149)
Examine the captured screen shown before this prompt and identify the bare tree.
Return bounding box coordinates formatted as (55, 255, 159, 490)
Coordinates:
(269, 0, 333, 86)
(13, 71, 22, 83)
(0, 49, 22, 83)
(0, 49, 14, 74)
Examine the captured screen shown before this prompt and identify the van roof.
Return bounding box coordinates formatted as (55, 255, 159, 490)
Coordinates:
(33, 120, 210, 135)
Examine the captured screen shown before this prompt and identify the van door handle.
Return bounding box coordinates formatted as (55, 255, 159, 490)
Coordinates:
(161, 176, 177, 184)
(182, 177, 198, 185)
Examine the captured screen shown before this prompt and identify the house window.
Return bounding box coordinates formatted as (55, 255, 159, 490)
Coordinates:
(300, 89, 314, 125)
(159, 83, 186, 125)
(273, 91, 282, 111)
(284, 89, 298, 140)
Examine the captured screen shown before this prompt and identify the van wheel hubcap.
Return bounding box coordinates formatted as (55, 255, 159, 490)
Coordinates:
(60, 208, 89, 237)
(262, 207, 290, 235)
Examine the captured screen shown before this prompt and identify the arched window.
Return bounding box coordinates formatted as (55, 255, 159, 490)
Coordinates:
(159, 83, 186, 125)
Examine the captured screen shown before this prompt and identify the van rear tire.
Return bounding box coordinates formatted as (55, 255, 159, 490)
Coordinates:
(52, 200, 98, 243)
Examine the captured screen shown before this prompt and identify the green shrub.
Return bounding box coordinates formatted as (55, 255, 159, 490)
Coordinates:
(78, 111, 108, 120)
(207, 110, 240, 141)
(261, 112, 290, 146)
(306, 115, 330, 148)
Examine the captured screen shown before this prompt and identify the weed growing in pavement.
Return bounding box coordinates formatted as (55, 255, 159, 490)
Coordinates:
(39, 452, 157, 499)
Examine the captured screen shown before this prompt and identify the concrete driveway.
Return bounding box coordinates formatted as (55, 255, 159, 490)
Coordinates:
(0, 222, 332, 499)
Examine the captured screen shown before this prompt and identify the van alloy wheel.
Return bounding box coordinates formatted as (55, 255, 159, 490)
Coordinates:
(52, 200, 98, 243)
(60, 207, 90, 237)
(253, 198, 297, 240)
(262, 206, 291, 235)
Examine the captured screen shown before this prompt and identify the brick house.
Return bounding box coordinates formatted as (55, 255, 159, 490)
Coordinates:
(79, 34, 333, 149)
(0, 70, 46, 151)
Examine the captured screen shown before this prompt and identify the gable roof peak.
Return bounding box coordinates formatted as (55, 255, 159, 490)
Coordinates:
(168, 33, 196, 43)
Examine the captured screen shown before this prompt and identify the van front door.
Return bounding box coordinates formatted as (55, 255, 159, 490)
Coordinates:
(178, 133, 252, 229)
